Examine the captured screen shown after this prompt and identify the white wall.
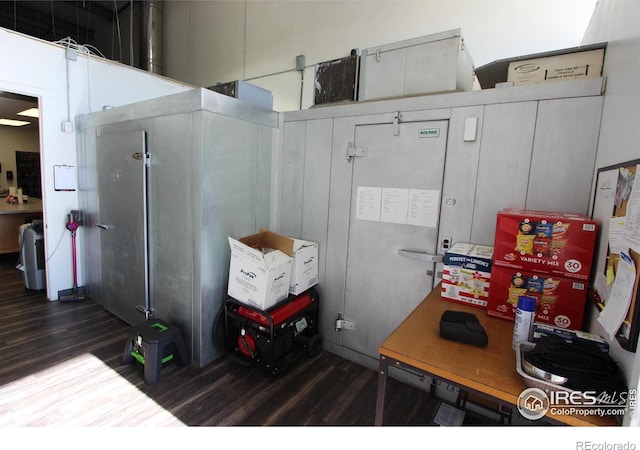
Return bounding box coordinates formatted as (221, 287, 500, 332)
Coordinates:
(163, 0, 597, 111)
(0, 28, 192, 300)
(580, 0, 640, 427)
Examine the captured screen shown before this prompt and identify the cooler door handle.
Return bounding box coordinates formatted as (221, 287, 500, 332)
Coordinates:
(398, 249, 443, 263)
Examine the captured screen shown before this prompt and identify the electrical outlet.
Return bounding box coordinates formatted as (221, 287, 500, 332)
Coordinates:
(61, 121, 73, 133)
(296, 54, 306, 71)
(440, 235, 453, 252)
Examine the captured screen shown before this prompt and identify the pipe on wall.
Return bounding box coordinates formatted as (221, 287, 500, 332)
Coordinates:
(140, 0, 163, 75)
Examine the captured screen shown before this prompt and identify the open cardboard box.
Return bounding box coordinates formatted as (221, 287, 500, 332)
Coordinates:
(228, 229, 319, 310)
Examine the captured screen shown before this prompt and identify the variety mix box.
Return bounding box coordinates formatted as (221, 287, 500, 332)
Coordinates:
(227, 229, 318, 310)
(442, 242, 494, 308)
(492, 208, 598, 281)
(485, 266, 588, 329)
(487, 208, 598, 329)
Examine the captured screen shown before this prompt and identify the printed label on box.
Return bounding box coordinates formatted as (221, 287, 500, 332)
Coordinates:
(441, 242, 493, 308)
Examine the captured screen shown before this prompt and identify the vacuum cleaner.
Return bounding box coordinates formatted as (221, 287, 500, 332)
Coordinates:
(58, 210, 86, 302)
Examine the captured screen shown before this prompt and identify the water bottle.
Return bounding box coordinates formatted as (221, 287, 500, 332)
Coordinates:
(512, 295, 537, 350)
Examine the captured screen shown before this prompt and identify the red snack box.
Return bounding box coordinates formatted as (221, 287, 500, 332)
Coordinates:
(493, 208, 598, 281)
(486, 266, 588, 329)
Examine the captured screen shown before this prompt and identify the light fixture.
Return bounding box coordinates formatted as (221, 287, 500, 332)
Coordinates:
(0, 118, 30, 127)
(18, 107, 39, 118)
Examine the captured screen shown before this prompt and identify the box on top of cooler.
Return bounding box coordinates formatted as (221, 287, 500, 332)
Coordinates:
(492, 208, 598, 281)
(441, 242, 494, 308)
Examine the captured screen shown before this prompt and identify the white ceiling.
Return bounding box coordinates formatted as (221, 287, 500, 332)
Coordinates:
(0, 92, 39, 129)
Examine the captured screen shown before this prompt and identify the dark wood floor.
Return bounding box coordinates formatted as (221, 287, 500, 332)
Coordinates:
(0, 252, 454, 428)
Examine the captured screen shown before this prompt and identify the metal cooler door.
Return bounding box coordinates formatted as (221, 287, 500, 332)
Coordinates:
(95, 130, 149, 325)
(342, 120, 448, 359)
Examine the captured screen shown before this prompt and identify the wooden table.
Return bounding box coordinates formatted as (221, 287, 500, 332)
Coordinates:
(375, 285, 620, 426)
(0, 198, 43, 254)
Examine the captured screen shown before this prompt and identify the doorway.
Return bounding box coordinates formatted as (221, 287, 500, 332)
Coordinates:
(0, 91, 44, 287)
(0, 92, 40, 195)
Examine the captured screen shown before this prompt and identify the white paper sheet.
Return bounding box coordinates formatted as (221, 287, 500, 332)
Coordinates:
(597, 249, 636, 340)
(381, 188, 409, 224)
(356, 186, 382, 222)
(622, 164, 640, 252)
(53, 165, 77, 191)
(609, 216, 627, 255)
(408, 189, 440, 228)
(356, 186, 440, 228)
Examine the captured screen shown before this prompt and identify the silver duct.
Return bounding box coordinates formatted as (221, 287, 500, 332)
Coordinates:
(140, 1, 163, 75)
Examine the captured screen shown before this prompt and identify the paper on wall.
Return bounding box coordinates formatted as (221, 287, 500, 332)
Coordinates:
(597, 249, 636, 340)
(356, 186, 440, 228)
(608, 216, 627, 255)
(622, 164, 640, 253)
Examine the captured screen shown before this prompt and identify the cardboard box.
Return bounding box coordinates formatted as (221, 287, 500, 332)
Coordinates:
(492, 209, 598, 281)
(285, 235, 319, 295)
(254, 228, 318, 295)
(441, 242, 494, 308)
(486, 266, 588, 329)
(507, 48, 604, 86)
(228, 231, 293, 310)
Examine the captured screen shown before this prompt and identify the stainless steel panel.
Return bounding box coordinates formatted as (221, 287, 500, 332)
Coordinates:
(470, 101, 538, 245)
(197, 112, 268, 365)
(96, 130, 148, 325)
(439, 105, 485, 248)
(299, 118, 333, 305)
(527, 96, 603, 214)
(76, 130, 102, 303)
(146, 113, 195, 356)
(280, 120, 306, 236)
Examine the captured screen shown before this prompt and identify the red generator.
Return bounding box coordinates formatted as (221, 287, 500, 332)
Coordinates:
(224, 288, 322, 376)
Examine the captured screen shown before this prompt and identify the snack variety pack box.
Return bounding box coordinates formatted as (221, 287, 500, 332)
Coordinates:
(486, 266, 588, 329)
(441, 242, 494, 308)
(492, 209, 598, 281)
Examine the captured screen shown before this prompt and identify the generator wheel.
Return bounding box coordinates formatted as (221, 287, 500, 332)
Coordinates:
(307, 334, 322, 357)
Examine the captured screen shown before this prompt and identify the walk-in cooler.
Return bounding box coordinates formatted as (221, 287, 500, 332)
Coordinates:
(76, 88, 278, 367)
